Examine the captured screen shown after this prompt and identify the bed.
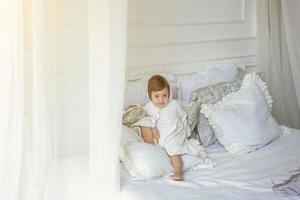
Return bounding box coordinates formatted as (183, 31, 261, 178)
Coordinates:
(45, 58, 300, 200)
(121, 58, 299, 199)
(120, 128, 300, 200)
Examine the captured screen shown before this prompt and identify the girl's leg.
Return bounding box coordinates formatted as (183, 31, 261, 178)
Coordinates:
(170, 155, 183, 181)
(140, 126, 155, 144)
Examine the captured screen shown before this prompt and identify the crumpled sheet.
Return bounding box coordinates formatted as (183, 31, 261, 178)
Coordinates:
(273, 170, 300, 198)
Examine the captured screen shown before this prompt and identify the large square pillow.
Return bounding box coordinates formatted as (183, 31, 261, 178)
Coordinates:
(120, 135, 215, 180)
(190, 70, 261, 147)
(120, 143, 173, 180)
(175, 62, 241, 103)
(200, 73, 282, 155)
(191, 80, 242, 146)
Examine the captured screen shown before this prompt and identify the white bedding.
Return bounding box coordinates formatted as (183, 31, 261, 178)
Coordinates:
(45, 128, 300, 200)
(121, 128, 300, 200)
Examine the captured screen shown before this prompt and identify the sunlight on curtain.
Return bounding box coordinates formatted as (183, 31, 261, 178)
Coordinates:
(88, 0, 127, 199)
(0, 1, 24, 199)
(27, 0, 55, 199)
(256, 0, 300, 128)
(0, 0, 55, 199)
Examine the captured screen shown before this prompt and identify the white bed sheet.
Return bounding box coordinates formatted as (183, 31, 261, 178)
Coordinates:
(121, 128, 300, 200)
(45, 128, 300, 200)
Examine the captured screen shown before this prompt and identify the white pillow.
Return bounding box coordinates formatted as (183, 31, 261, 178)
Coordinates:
(120, 143, 173, 180)
(120, 125, 142, 146)
(124, 74, 178, 108)
(120, 141, 214, 180)
(201, 73, 282, 155)
(176, 63, 239, 103)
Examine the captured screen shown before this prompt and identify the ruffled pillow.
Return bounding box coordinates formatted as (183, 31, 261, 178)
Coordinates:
(200, 73, 282, 154)
(191, 80, 242, 146)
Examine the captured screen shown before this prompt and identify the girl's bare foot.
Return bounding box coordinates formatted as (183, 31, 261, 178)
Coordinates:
(171, 171, 183, 181)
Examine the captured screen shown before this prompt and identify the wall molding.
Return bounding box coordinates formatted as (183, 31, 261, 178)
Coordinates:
(128, 0, 246, 28)
(128, 36, 256, 49)
(128, 19, 246, 29)
(126, 55, 257, 81)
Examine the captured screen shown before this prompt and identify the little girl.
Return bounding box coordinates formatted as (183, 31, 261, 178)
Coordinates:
(136, 75, 204, 181)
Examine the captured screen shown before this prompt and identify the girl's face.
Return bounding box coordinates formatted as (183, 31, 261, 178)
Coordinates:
(150, 87, 169, 108)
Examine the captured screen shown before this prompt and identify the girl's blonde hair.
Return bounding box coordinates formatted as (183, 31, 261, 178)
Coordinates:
(147, 75, 170, 100)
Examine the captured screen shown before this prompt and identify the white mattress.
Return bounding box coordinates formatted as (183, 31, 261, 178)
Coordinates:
(45, 128, 300, 200)
(121, 128, 300, 200)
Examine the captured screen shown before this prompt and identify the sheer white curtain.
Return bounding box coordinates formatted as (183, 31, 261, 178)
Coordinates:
(88, 0, 127, 200)
(0, 0, 55, 199)
(1, 0, 127, 199)
(281, 0, 300, 113)
(256, 0, 300, 128)
(23, 0, 55, 199)
(0, 2, 24, 200)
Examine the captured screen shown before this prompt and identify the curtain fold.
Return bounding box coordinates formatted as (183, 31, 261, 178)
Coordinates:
(29, 0, 55, 199)
(1, 0, 127, 199)
(281, 0, 300, 111)
(0, 2, 24, 200)
(256, 0, 300, 128)
(88, 0, 127, 199)
(0, 0, 55, 199)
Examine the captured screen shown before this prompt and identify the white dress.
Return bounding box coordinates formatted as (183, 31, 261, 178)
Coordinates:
(136, 99, 206, 156)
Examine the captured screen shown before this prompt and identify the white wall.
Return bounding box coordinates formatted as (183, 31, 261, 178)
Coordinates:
(53, 0, 89, 156)
(127, 0, 257, 69)
(51, 0, 257, 156)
